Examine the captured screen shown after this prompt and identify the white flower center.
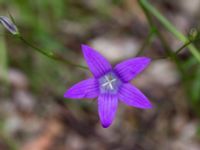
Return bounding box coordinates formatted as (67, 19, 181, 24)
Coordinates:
(102, 75, 117, 90)
(99, 72, 121, 94)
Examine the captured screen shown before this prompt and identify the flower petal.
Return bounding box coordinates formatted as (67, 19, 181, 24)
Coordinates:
(114, 57, 151, 82)
(98, 94, 118, 128)
(64, 78, 99, 99)
(118, 83, 152, 109)
(82, 44, 112, 78)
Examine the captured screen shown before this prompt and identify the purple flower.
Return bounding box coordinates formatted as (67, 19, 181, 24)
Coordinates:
(64, 45, 152, 128)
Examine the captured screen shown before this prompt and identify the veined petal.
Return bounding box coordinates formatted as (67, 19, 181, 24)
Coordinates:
(64, 78, 99, 99)
(82, 44, 112, 78)
(114, 57, 151, 82)
(98, 94, 118, 128)
(118, 83, 152, 109)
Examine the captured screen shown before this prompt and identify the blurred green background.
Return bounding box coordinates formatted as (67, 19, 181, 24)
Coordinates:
(0, 0, 200, 150)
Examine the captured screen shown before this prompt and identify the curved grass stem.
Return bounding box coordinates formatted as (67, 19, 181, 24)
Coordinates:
(138, 0, 200, 62)
(17, 35, 88, 70)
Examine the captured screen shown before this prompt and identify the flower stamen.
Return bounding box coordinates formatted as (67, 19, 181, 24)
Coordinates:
(102, 76, 117, 90)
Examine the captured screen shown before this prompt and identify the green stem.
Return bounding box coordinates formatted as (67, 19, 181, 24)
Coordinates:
(17, 35, 88, 70)
(175, 37, 200, 54)
(139, 0, 200, 62)
(138, 0, 185, 77)
(175, 40, 193, 54)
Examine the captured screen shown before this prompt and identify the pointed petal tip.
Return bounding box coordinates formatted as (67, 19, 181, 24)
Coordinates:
(63, 90, 73, 99)
(128, 101, 153, 109)
(63, 90, 82, 99)
(135, 98, 153, 109)
(81, 44, 94, 55)
(63, 91, 69, 98)
(102, 122, 111, 128)
(81, 44, 88, 47)
(146, 57, 151, 62)
(81, 44, 92, 51)
(146, 57, 151, 64)
(140, 56, 151, 64)
(139, 98, 153, 109)
(100, 118, 113, 128)
(81, 44, 86, 49)
(81, 44, 97, 55)
(142, 102, 153, 109)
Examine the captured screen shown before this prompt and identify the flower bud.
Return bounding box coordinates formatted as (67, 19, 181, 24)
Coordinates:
(0, 16, 19, 35)
(189, 28, 198, 41)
